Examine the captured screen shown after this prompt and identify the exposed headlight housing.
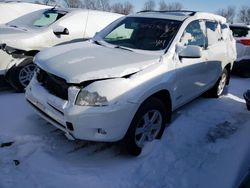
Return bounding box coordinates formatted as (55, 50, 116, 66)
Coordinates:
(75, 90, 108, 106)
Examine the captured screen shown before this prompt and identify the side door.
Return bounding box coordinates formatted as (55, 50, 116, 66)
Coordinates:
(205, 20, 225, 86)
(174, 20, 209, 107)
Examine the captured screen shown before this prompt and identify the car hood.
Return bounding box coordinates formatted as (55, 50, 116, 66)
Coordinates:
(35, 41, 160, 83)
(0, 25, 30, 38)
(0, 25, 39, 50)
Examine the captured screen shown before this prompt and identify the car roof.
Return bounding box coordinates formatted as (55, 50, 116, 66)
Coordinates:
(130, 10, 226, 23)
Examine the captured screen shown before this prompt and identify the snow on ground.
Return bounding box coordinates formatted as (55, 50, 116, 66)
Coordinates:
(0, 76, 249, 188)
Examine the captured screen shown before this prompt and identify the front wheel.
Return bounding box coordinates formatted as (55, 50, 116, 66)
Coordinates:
(6, 58, 36, 92)
(123, 97, 167, 156)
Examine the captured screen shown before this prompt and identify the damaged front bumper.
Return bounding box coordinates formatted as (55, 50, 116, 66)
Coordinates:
(0, 43, 27, 76)
(25, 77, 138, 142)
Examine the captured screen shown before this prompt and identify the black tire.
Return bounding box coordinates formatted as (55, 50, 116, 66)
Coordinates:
(6, 57, 36, 92)
(205, 68, 228, 98)
(123, 97, 168, 156)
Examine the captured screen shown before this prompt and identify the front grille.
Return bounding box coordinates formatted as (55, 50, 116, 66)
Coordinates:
(36, 68, 69, 100)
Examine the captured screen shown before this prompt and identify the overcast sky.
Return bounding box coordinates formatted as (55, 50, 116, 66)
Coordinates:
(112, 0, 250, 13)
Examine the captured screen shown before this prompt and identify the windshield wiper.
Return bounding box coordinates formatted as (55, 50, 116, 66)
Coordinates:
(7, 24, 18, 28)
(114, 45, 133, 52)
(92, 40, 105, 47)
(6, 24, 27, 31)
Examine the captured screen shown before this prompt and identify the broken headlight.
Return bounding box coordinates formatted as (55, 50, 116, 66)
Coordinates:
(75, 90, 108, 106)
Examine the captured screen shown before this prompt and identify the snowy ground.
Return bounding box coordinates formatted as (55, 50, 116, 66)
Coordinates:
(0, 76, 249, 188)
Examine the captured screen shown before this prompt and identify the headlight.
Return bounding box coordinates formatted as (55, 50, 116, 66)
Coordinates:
(75, 90, 108, 106)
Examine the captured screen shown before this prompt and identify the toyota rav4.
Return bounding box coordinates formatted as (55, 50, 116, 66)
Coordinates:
(26, 11, 236, 156)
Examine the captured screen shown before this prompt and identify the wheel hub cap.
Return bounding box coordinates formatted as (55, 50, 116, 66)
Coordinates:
(19, 64, 36, 87)
(135, 110, 162, 147)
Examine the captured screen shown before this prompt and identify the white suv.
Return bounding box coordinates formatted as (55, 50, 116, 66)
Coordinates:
(26, 11, 236, 156)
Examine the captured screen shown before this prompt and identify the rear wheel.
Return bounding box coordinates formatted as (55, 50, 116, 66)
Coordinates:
(6, 58, 36, 92)
(123, 97, 168, 156)
(205, 68, 228, 98)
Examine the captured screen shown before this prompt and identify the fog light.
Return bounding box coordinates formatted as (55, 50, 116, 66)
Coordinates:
(97, 128, 107, 135)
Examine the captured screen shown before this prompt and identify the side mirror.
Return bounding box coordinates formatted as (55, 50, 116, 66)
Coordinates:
(178, 45, 202, 59)
(53, 26, 69, 36)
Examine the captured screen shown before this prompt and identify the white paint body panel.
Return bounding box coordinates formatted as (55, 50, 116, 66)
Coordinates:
(26, 12, 236, 142)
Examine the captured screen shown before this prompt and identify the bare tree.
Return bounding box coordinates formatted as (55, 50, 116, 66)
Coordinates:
(123, 1, 133, 14)
(159, 1, 183, 11)
(111, 1, 133, 15)
(81, 0, 111, 11)
(216, 6, 236, 23)
(82, 0, 98, 9)
(159, 1, 167, 11)
(65, 0, 82, 8)
(237, 6, 250, 24)
(111, 3, 123, 13)
(143, 0, 156, 11)
(97, 0, 111, 11)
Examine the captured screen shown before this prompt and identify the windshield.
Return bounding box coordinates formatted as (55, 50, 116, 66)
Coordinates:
(7, 9, 67, 29)
(102, 17, 181, 51)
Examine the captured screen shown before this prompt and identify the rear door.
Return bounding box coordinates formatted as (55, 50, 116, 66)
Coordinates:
(205, 20, 225, 85)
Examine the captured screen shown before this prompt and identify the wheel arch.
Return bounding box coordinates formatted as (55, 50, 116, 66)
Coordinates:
(24, 50, 40, 57)
(135, 89, 173, 123)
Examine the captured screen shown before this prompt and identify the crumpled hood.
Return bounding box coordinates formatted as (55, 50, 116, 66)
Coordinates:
(35, 41, 160, 83)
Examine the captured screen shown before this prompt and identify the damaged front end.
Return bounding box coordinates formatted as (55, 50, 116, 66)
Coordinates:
(0, 43, 27, 59)
(0, 43, 38, 91)
(0, 43, 36, 77)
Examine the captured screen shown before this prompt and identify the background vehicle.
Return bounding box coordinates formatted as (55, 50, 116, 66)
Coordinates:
(26, 10, 236, 156)
(0, 2, 49, 24)
(0, 7, 122, 91)
(230, 24, 250, 77)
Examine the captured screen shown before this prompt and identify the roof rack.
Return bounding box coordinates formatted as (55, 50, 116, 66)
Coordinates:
(137, 10, 197, 16)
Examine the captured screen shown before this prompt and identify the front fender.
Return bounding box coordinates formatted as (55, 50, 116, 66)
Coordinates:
(82, 62, 176, 108)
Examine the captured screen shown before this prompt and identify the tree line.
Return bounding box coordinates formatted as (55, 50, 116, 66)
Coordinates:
(43, 0, 184, 15)
(62, 0, 250, 24)
(2, 0, 249, 24)
(216, 6, 250, 24)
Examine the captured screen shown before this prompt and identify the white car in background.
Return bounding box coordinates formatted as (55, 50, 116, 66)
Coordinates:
(230, 24, 250, 77)
(0, 2, 49, 24)
(26, 11, 236, 156)
(0, 7, 122, 91)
